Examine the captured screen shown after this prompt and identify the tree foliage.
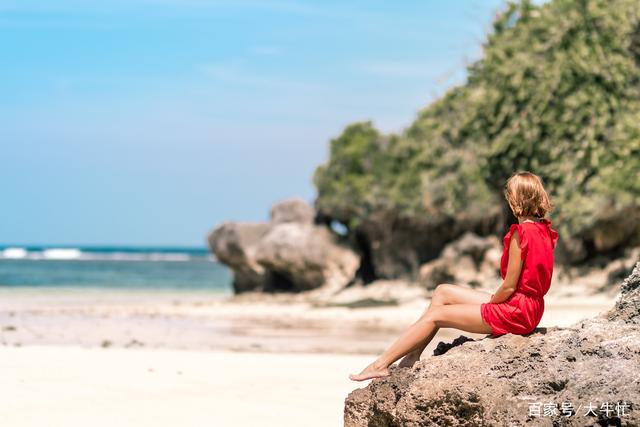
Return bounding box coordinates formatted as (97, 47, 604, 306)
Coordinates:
(313, 0, 640, 244)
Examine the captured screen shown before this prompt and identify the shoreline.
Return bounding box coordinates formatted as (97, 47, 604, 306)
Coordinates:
(0, 285, 618, 355)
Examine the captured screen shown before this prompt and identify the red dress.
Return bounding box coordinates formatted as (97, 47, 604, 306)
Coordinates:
(480, 218, 559, 336)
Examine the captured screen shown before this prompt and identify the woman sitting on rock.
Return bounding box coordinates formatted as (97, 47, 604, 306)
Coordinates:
(349, 171, 559, 381)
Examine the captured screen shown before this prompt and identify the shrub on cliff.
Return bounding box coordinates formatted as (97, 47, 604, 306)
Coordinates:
(313, 0, 640, 264)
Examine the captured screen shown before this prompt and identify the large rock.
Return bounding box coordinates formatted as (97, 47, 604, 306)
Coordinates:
(254, 222, 359, 293)
(344, 262, 640, 426)
(208, 198, 359, 294)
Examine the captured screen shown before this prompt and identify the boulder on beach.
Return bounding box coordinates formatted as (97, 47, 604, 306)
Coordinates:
(208, 198, 360, 294)
(344, 262, 640, 426)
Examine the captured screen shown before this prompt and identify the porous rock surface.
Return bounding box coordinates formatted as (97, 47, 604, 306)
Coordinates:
(344, 262, 640, 426)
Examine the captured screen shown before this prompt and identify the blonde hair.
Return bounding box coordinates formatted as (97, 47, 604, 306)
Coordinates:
(504, 171, 554, 218)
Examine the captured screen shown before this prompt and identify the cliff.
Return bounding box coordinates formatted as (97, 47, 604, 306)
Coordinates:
(314, 0, 640, 282)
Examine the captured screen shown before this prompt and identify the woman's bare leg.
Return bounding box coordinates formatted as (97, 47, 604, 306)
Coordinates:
(398, 284, 492, 367)
(349, 302, 493, 381)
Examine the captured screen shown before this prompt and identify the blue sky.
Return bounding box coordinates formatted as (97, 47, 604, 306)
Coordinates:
(0, 0, 506, 246)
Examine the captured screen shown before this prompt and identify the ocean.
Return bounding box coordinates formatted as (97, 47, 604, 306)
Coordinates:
(0, 245, 232, 293)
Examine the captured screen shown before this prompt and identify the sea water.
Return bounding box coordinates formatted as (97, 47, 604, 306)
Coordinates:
(0, 245, 232, 293)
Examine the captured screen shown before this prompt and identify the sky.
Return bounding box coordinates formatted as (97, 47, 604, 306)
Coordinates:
(0, 0, 507, 247)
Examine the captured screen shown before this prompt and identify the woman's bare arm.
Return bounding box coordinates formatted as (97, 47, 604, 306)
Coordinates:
(490, 230, 523, 303)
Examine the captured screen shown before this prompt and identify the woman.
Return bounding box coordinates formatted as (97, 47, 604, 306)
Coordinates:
(349, 171, 558, 381)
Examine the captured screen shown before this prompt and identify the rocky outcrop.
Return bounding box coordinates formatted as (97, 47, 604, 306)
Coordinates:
(208, 198, 359, 294)
(320, 207, 503, 282)
(344, 262, 640, 426)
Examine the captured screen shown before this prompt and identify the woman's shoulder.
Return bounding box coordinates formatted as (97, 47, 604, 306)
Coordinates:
(504, 222, 524, 240)
(518, 218, 559, 249)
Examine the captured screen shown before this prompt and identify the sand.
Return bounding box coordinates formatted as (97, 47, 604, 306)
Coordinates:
(0, 286, 618, 354)
(0, 345, 373, 427)
(0, 286, 619, 426)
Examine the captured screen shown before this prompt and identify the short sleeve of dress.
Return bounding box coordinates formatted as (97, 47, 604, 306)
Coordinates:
(540, 218, 558, 249)
(548, 226, 559, 249)
(515, 225, 528, 259)
(506, 224, 528, 259)
(500, 224, 528, 279)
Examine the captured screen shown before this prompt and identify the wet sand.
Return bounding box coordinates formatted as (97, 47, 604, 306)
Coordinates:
(0, 286, 618, 355)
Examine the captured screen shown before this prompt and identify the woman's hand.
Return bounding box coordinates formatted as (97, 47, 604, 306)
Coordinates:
(489, 229, 523, 303)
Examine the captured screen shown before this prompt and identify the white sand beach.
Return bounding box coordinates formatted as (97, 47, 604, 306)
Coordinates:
(0, 346, 373, 427)
(0, 285, 620, 427)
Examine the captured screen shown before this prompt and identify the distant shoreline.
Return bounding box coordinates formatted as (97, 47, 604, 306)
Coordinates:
(0, 248, 232, 291)
(0, 244, 211, 255)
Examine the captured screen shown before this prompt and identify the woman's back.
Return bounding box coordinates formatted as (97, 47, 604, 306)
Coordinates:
(500, 218, 559, 298)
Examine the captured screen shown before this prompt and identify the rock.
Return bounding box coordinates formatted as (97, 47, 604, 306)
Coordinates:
(558, 207, 640, 265)
(479, 246, 502, 277)
(208, 198, 359, 294)
(590, 206, 640, 253)
(606, 261, 640, 325)
(418, 259, 455, 289)
(350, 209, 502, 282)
(605, 247, 640, 287)
(254, 222, 359, 293)
(270, 197, 315, 224)
(440, 232, 500, 267)
(207, 222, 271, 293)
(344, 262, 640, 426)
(549, 246, 640, 297)
(419, 233, 502, 289)
(556, 236, 589, 264)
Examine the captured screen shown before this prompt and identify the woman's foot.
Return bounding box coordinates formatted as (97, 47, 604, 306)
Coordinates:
(398, 350, 421, 368)
(349, 361, 390, 382)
